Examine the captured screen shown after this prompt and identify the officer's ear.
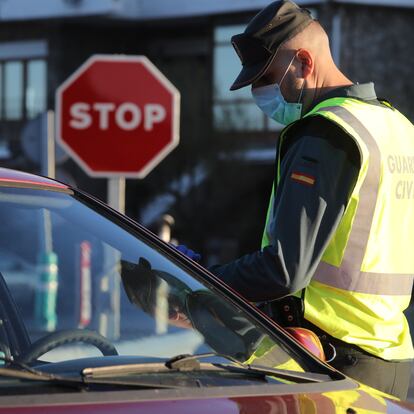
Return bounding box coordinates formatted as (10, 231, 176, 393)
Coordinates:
(296, 49, 313, 79)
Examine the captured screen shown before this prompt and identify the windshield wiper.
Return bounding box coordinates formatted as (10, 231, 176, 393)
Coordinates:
(165, 353, 332, 383)
(82, 352, 332, 384)
(0, 366, 84, 390)
(0, 365, 179, 390)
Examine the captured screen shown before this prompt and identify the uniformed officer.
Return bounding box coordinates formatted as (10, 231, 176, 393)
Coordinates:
(209, 0, 414, 399)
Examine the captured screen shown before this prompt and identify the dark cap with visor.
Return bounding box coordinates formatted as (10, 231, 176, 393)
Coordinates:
(230, 0, 315, 91)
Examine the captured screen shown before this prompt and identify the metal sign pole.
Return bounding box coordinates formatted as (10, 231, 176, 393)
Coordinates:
(36, 110, 58, 331)
(99, 178, 125, 340)
(108, 178, 126, 214)
(41, 110, 56, 178)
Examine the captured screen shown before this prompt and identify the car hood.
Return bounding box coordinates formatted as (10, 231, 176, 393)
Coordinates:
(0, 382, 412, 414)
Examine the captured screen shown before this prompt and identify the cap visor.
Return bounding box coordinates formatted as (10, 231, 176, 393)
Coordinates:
(230, 51, 278, 91)
(230, 61, 267, 91)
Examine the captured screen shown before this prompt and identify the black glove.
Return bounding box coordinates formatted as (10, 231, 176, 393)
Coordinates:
(120, 257, 191, 316)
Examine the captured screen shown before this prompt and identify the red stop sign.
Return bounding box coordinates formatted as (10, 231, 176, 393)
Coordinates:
(56, 55, 180, 178)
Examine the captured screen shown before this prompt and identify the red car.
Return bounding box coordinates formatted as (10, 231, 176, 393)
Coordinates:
(0, 167, 411, 414)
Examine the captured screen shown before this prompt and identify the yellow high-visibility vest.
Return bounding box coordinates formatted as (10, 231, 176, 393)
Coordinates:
(262, 97, 414, 360)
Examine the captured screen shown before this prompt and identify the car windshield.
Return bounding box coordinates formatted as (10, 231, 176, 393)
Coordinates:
(0, 185, 312, 379)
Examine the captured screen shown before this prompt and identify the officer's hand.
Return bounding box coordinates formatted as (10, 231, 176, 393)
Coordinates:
(172, 244, 202, 262)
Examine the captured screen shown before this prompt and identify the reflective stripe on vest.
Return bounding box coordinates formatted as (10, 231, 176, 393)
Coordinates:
(313, 106, 414, 295)
(262, 97, 414, 360)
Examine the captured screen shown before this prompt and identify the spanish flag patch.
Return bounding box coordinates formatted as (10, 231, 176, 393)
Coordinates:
(290, 171, 316, 186)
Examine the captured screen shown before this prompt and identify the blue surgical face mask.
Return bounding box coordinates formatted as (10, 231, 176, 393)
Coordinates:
(252, 55, 305, 125)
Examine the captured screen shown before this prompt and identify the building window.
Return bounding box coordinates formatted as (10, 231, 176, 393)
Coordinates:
(4, 61, 24, 120)
(0, 40, 47, 121)
(213, 25, 283, 132)
(26, 60, 47, 119)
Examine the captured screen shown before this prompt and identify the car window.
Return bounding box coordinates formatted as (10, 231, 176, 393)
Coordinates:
(0, 186, 306, 374)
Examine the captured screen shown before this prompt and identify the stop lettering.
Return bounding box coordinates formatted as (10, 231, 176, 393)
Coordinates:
(56, 55, 180, 178)
(69, 102, 166, 131)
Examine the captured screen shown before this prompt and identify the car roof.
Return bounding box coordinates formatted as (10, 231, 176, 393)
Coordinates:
(0, 168, 69, 190)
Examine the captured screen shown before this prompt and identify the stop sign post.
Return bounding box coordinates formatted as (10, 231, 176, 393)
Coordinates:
(56, 55, 180, 340)
(56, 55, 180, 180)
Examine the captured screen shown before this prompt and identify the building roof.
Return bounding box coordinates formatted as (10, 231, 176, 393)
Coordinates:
(0, 0, 412, 22)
